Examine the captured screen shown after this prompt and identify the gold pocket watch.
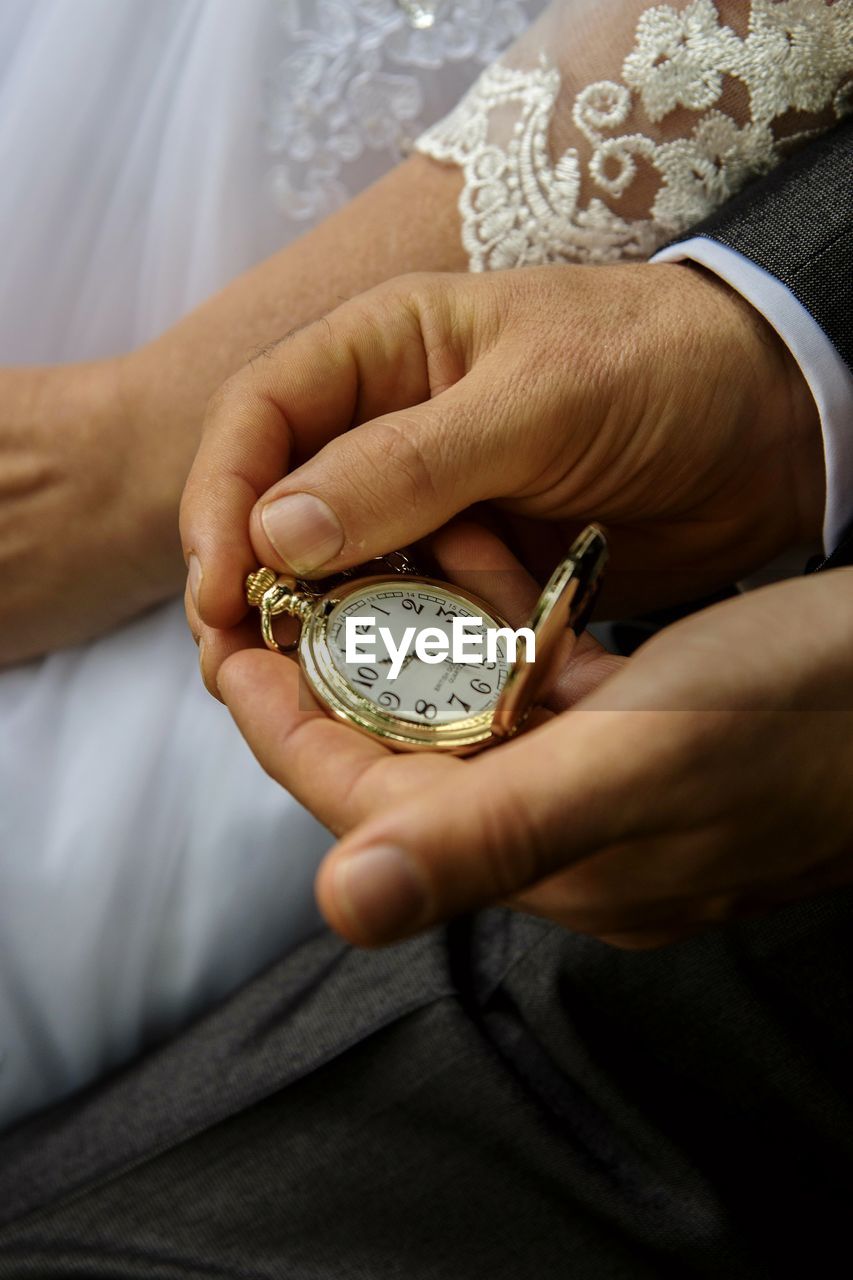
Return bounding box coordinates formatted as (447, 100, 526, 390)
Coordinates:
(246, 525, 607, 755)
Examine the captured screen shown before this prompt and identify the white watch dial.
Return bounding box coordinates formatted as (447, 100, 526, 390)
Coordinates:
(327, 583, 509, 725)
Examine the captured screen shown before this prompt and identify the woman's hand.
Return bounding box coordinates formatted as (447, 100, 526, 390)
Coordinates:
(181, 261, 824, 691)
(0, 157, 471, 664)
(217, 560, 853, 950)
(0, 360, 189, 663)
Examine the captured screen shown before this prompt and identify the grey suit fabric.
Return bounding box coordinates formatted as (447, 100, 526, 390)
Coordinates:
(1, 114, 852, 1280)
(2, 896, 853, 1279)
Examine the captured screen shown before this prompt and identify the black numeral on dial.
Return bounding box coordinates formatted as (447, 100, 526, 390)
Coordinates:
(353, 666, 378, 688)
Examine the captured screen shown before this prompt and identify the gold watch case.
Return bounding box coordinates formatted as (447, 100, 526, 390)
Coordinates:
(245, 524, 608, 755)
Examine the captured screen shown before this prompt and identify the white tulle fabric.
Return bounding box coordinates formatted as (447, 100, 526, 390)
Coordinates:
(0, 0, 544, 1130)
(416, 0, 853, 269)
(264, 0, 540, 228)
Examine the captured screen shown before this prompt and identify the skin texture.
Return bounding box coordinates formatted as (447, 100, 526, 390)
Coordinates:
(0, 156, 464, 664)
(181, 262, 824, 682)
(179, 261, 848, 950)
(217, 530, 853, 951)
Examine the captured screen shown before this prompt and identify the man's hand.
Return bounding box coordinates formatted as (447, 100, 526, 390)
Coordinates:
(181, 263, 823, 691)
(216, 520, 853, 949)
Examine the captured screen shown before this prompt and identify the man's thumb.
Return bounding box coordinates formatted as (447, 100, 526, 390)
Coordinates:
(313, 719, 621, 947)
(249, 386, 497, 577)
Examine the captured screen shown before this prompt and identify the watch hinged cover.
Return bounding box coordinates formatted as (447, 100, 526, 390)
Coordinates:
(490, 524, 608, 739)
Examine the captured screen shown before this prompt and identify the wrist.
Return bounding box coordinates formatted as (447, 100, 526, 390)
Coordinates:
(775, 331, 827, 548)
(110, 348, 190, 597)
(685, 262, 826, 553)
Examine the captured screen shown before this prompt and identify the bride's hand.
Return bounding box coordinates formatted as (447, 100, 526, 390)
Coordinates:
(0, 360, 188, 663)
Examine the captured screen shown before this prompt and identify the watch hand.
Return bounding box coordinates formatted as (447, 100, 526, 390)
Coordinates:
(377, 654, 416, 671)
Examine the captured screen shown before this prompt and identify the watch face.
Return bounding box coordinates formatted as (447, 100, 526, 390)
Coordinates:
(304, 579, 511, 742)
(247, 524, 607, 755)
(328, 582, 509, 723)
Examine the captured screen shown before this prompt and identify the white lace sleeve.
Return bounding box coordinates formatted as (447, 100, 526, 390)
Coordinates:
(415, 0, 853, 269)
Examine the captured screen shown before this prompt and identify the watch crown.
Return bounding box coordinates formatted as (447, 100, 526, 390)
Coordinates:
(246, 566, 279, 606)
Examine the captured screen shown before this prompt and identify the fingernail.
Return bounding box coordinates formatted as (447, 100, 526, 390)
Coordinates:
(198, 639, 220, 701)
(261, 493, 344, 574)
(334, 845, 428, 940)
(188, 554, 202, 612)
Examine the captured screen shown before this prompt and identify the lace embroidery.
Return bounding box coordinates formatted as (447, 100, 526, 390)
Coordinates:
(416, 0, 853, 270)
(263, 0, 545, 227)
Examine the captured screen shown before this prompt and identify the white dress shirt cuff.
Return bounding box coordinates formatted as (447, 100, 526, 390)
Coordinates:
(652, 235, 853, 554)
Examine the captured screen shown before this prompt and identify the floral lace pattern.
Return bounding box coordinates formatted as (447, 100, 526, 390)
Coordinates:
(415, 0, 853, 269)
(263, 0, 546, 226)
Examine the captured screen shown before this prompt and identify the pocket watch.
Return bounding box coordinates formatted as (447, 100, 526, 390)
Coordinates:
(245, 525, 608, 755)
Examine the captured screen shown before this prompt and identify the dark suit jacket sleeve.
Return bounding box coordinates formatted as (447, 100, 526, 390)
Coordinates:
(667, 118, 853, 569)
(668, 116, 853, 375)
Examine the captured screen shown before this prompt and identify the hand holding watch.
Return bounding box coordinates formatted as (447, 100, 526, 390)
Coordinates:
(245, 525, 608, 754)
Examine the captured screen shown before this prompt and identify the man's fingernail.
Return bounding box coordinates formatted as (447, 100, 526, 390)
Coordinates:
(198, 639, 221, 701)
(334, 845, 428, 940)
(261, 493, 344, 574)
(188, 554, 202, 611)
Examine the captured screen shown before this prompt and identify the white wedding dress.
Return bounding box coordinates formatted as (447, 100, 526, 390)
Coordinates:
(0, 0, 545, 1130)
(0, 0, 849, 1132)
